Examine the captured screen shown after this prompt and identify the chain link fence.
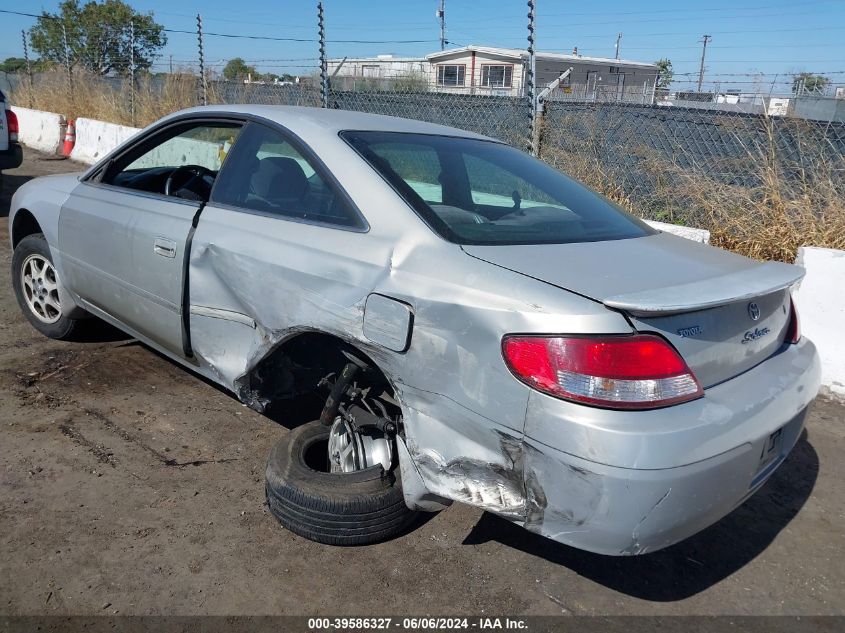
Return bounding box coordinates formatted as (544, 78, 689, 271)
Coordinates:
(204, 77, 531, 148)
(538, 100, 845, 259)
(4, 67, 844, 259)
(327, 89, 530, 148)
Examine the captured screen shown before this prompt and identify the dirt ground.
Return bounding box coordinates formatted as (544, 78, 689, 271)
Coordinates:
(1, 150, 844, 617)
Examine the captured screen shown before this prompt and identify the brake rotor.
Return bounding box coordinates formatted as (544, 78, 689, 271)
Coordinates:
(328, 416, 393, 473)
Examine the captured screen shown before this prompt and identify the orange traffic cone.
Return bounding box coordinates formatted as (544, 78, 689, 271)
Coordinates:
(62, 119, 76, 156)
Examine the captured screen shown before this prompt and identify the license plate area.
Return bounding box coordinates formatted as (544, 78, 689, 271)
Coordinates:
(750, 427, 785, 488)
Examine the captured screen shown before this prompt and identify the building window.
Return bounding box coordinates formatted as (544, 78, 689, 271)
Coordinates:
(480, 65, 513, 88)
(361, 65, 380, 78)
(437, 65, 466, 86)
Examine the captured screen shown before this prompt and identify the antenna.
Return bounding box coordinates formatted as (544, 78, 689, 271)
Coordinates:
(436, 0, 446, 51)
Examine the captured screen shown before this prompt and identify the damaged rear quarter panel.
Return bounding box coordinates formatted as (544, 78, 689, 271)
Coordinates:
(186, 133, 634, 520)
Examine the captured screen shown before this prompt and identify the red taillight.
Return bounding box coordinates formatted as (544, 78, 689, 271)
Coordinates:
(786, 297, 801, 344)
(502, 334, 703, 410)
(5, 109, 19, 142)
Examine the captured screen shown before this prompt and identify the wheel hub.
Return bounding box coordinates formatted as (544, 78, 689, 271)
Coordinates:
(20, 254, 62, 324)
(328, 416, 393, 473)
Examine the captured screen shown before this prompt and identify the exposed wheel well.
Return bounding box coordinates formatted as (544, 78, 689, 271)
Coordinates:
(11, 210, 43, 249)
(245, 331, 397, 427)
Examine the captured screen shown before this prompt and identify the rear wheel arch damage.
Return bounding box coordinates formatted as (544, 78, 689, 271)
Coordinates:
(256, 331, 433, 543)
(239, 331, 397, 417)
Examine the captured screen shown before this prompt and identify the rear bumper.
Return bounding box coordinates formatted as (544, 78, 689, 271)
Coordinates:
(0, 143, 23, 170)
(520, 338, 821, 555)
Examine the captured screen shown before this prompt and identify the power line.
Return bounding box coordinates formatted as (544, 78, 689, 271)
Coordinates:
(0, 9, 438, 44)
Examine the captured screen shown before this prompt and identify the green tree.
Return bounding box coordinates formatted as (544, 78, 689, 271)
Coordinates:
(0, 58, 29, 73)
(655, 58, 673, 93)
(29, 0, 165, 76)
(792, 72, 830, 95)
(223, 57, 257, 81)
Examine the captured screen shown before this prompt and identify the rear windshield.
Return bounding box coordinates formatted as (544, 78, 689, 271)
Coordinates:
(341, 130, 653, 245)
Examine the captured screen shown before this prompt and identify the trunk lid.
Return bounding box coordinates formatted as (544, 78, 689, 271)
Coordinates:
(463, 232, 802, 387)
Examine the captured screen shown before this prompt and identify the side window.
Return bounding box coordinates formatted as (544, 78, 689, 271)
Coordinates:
(212, 123, 361, 228)
(366, 142, 443, 204)
(105, 122, 241, 200)
(124, 126, 238, 172)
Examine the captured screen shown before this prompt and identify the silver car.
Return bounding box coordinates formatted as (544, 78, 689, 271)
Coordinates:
(9, 106, 820, 555)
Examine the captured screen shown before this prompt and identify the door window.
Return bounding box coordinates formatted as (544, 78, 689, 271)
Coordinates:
(104, 122, 242, 201)
(211, 122, 363, 228)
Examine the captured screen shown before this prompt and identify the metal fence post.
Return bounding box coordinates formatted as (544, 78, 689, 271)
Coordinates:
(61, 22, 73, 99)
(526, 0, 537, 154)
(129, 19, 136, 126)
(197, 14, 207, 106)
(21, 29, 34, 108)
(318, 2, 328, 108)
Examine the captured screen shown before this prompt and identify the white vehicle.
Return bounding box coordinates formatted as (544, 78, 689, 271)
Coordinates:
(0, 89, 23, 188)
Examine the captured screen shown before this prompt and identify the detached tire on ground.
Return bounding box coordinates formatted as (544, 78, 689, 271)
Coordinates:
(266, 420, 418, 545)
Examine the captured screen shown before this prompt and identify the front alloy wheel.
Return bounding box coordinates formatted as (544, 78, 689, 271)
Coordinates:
(20, 254, 62, 324)
(12, 233, 81, 340)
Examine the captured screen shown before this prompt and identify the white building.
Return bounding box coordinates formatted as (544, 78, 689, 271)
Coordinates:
(326, 55, 428, 90)
(327, 46, 659, 102)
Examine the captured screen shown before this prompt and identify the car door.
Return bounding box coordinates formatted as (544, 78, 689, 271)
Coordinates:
(59, 118, 243, 355)
(185, 120, 375, 387)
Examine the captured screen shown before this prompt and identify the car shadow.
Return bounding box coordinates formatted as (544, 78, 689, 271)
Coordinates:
(462, 430, 819, 601)
(70, 319, 132, 343)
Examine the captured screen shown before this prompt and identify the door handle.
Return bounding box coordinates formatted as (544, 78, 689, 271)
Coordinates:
(153, 237, 177, 258)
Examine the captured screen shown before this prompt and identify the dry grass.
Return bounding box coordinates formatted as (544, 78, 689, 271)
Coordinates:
(539, 109, 845, 262)
(11, 69, 209, 128)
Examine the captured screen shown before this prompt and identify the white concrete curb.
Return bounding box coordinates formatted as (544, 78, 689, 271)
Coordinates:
(794, 247, 845, 400)
(645, 219, 711, 244)
(70, 118, 141, 165)
(10, 106, 64, 155)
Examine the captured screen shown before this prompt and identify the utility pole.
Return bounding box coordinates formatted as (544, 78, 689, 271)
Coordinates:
(697, 34, 711, 93)
(169, 54, 173, 74)
(437, 0, 446, 51)
(615, 32, 622, 59)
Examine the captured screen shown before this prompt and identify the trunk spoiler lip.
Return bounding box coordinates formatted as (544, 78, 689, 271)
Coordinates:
(603, 261, 804, 317)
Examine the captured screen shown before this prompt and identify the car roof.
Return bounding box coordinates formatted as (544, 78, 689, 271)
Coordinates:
(165, 104, 498, 144)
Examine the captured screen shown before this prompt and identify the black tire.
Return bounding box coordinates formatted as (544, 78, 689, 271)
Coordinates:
(12, 233, 81, 340)
(266, 420, 418, 545)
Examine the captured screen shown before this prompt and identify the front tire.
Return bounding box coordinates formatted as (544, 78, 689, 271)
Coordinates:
(12, 233, 81, 340)
(266, 420, 418, 545)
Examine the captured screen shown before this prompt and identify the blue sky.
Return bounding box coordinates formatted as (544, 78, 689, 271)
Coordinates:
(1, 0, 843, 92)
